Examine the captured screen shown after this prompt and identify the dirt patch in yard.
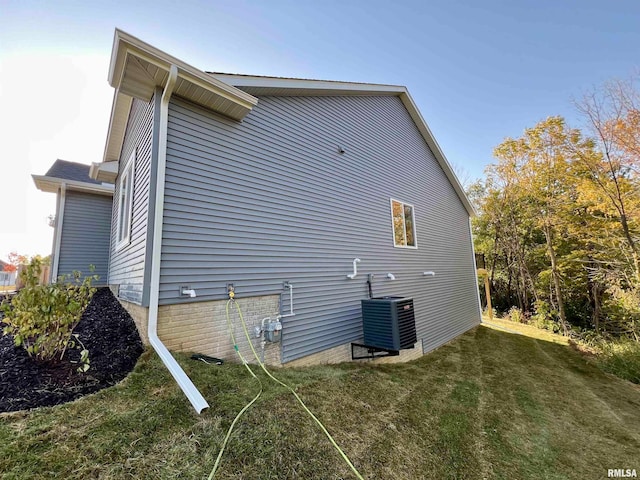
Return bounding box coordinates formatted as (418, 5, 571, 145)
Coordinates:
(0, 288, 144, 413)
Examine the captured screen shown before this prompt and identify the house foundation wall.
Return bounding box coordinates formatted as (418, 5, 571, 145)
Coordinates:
(120, 292, 425, 368)
(118, 298, 150, 345)
(157, 295, 282, 366)
(284, 340, 424, 367)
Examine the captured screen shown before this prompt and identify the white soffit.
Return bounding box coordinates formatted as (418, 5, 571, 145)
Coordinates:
(100, 29, 258, 165)
(89, 160, 119, 183)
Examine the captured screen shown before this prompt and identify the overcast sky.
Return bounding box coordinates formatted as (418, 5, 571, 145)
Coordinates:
(1, 0, 639, 261)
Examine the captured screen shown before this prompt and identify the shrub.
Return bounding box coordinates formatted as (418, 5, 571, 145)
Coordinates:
(483, 307, 497, 319)
(601, 283, 640, 339)
(530, 300, 563, 333)
(1, 258, 97, 372)
(506, 306, 525, 324)
(594, 337, 640, 384)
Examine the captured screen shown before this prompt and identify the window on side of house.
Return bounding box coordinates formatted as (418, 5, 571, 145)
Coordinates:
(116, 150, 135, 250)
(390, 198, 417, 248)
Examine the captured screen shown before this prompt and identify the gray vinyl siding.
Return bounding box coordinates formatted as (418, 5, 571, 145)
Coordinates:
(57, 190, 111, 282)
(108, 96, 155, 304)
(162, 94, 481, 362)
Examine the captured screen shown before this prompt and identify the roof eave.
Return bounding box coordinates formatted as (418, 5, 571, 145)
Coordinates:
(209, 73, 405, 96)
(101, 91, 133, 166)
(100, 29, 259, 165)
(398, 91, 476, 216)
(101, 32, 473, 215)
(32, 175, 115, 196)
(89, 160, 119, 183)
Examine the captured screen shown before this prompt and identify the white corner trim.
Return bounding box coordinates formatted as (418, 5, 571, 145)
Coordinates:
(51, 184, 66, 282)
(469, 217, 483, 322)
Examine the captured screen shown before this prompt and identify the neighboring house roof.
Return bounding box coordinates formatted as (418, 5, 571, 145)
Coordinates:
(93, 29, 474, 216)
(0, 260, 16, 276)
(33, 159, 114, 196)
(45, 160, 102, 184)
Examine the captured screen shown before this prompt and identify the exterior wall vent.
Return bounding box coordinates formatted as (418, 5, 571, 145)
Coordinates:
(361, 296, 417, 351)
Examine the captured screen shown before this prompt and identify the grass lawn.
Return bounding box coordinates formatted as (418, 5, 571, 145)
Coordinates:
(1, 325, 639, 479)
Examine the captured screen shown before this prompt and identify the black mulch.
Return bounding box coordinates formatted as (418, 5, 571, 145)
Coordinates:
(0, 288, 144, 413)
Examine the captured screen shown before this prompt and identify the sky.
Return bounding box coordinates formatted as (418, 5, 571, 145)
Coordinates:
(1, 0, 639, 261)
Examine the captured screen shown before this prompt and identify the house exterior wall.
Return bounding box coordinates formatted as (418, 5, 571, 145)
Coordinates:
(57, 190, 112, 282)
(161, 94, 481, 363)
(0, 270, 17, 286)
(157, 295, 281, 365)
(108, 95, 156, 304)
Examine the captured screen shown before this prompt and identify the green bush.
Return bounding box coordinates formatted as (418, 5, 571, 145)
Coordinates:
(483, 307, 497, 319)
(1, 258, 97, 372)
(506, 306, 525, 324)
(530, 300, 563, 333)
(601, 283, 640, 338)
(595, 338, 640, 384)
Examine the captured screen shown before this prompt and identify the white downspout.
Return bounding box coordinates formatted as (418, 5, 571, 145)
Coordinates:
(148, 65, 209, 413)
(469, 217, 484, 323)
(51, 183, 66, 282)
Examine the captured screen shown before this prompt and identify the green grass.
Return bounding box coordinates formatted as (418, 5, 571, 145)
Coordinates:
(2, 325, 639, 479)
(485, 315, 640, 385)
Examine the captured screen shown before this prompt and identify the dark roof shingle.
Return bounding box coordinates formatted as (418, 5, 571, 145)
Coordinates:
(45, 160, 102, 185)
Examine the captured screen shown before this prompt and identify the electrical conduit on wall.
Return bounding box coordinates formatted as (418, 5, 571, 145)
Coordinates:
(147, 64, 209, 413)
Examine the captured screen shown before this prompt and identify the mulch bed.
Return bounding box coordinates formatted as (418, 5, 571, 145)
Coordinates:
(0, 288, 144, 413)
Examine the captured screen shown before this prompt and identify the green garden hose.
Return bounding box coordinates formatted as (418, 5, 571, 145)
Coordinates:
(227, 299, 365, 480)
(206, 302, 263, 480)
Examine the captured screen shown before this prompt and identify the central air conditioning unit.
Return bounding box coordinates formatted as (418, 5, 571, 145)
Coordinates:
(361, 296, 417, 351)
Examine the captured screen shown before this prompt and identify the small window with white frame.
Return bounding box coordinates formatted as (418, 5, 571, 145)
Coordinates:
(116, 150, 135, 250)
(390, 198, 417, 248)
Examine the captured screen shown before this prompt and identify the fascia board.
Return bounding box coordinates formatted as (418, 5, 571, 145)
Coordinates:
(398, 91, 476, 217)
(102, 90, 132, 164)
(209, 73, 405, 94)
(32, 175, 114, 196)
(109, 29, 257, 107)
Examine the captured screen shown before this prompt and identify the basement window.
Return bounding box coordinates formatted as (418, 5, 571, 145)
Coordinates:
(116, 150, 135, 250)
(390, 198, 417, 248)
